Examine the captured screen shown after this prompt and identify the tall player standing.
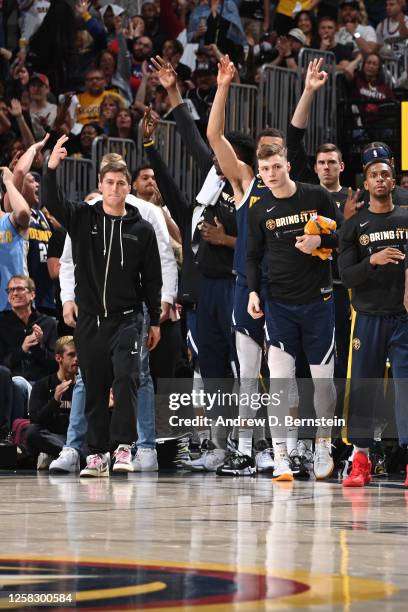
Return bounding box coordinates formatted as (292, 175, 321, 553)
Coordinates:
(247, 143, 338, 481)
(339, 159, 408, 487)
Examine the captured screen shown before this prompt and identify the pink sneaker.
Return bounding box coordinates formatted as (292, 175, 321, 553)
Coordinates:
(113, 445, 134, 473)
(80, 453, 110, 478)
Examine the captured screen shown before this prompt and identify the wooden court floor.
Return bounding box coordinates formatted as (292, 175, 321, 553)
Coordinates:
(0, 471, 407, 610)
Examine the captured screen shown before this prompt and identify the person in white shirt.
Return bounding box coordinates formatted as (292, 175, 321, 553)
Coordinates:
(377, 0, 408, 46)
(336, 0, 378, 56)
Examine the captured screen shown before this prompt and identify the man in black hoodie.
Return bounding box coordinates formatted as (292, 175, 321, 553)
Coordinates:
(43, 137, 162, 477)
(27, 335, 78, 470)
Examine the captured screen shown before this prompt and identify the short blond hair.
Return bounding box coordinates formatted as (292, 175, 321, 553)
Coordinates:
(257, 143, 288, 161)
(55, 336, 75, 356)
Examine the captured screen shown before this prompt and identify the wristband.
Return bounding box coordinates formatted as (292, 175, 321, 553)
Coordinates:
(143, 139, 155, 148)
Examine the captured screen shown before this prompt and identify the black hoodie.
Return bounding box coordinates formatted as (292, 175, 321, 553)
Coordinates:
(43, 169, 162, 325)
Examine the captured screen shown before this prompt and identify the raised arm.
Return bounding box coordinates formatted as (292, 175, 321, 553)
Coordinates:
(3, 133, 50, 212)
(1, 166, 31, 229)
(207, 55, 253, 201)
(43, 135, 79, 230)
(151, 55, 213, 172)
(291, 58, 328, 129)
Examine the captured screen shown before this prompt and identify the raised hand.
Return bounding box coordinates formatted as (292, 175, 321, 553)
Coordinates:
(150, 55, 177, 90)
(48, 135, 69, 169)
(217, 54, 235, 87)
(8, 99, 23, 118)
(31, 132, 50, 154)
(54, 379, 73, 402)
(305, 58, 329, 92)
(0, 166, 14, 183)
(142, 106, 159, 141)
(343, 187, 363, 220)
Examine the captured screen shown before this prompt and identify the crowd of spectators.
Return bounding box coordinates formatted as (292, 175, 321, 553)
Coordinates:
(0, 0, 408, 474)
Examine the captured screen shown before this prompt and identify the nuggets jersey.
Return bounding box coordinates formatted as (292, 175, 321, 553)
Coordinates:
(233, 176, 268, 285)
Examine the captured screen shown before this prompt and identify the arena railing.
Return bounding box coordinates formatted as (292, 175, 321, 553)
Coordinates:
(297, 48, 337, 155)
(43, 153, 95, 201)
(155, 120, 203, 205)
(225, 82, 258, 134)
(382, 38, 408, 87)
(256, 64, 300, 135)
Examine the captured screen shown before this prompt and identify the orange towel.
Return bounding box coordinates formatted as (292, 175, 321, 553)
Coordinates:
(304, 215, 337, 260)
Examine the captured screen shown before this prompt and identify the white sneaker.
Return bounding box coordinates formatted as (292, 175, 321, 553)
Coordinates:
(189, 440, 227, 472)
(272, 447, 294, 482)
(80, 453, 110, 478)
(113, 444, 134, 473)
(37, 452, 53, 470)
(132, 448, 158, 472)
(254, 440, 274, 473)
(49, 447, 80, 474)
(313, 438, 334, 480)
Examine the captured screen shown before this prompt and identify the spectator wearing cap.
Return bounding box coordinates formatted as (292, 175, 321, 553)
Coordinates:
(28, 73, 57, 140)
(336, 0, 379, 56)
(100, 3, 125, 45)
(376, 0, 408, 48)
(187, 0, 246, 64)
(186, 54, 217, 135)
(271, 28, 306, 69)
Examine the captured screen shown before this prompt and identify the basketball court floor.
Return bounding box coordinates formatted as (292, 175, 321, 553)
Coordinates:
(0, 471, 407, 610)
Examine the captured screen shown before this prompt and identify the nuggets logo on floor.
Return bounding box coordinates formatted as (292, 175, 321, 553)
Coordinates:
(0, 556, 397, 610)
(0, 557, 309, 610)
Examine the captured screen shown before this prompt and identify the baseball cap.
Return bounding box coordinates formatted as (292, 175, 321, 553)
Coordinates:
(194, 60, 217, 75)
(100, 4, 125, 17)
(287, 28, 307, 45)
(29, 73, 49, 87)
(340, 1, 360, 9)
(362, 142, 393, 169)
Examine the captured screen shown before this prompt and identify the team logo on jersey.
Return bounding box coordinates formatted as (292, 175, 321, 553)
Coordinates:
(249, 195, 261, 207)
(359, 234, 369, 246)
(352, 338, 361, 350)
(266, 218, 276, 230)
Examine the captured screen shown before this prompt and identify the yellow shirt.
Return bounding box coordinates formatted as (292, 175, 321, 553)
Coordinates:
(277, 0, 312, 17)
(76, 90, 124, 125)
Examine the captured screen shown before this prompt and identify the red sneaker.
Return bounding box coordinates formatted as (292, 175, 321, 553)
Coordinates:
(405, 465, 408, 488)
(342, 452, 371, 488)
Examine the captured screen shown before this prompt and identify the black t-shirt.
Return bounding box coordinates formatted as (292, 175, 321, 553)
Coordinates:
(338, 206, 408, 315)
(196, 186, 237, 279)
(330, 43, 354, 64)
(247, 182, 338, 303)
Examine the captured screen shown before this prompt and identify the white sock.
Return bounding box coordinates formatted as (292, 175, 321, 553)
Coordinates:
(238, 433, 253, 457)
(286, 426, 298, 455)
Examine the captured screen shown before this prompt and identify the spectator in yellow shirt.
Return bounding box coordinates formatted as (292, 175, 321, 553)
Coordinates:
(76, 68, 125, 125)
